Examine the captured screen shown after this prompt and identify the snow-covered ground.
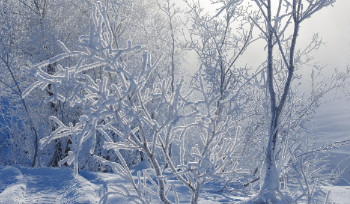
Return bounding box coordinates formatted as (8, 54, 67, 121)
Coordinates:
(311, 99, 350, 204)
(0, 99, 349, 203)
(0, 166, 102, 203)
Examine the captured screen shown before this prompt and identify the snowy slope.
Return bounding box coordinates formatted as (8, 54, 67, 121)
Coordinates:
(310, 99, 350, 204)
(0, 166, 101, 203)
(311, 99, 350, 145)
(311, 99, 350, 179)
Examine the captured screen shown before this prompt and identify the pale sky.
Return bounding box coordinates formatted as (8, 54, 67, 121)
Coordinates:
(187, 0, 350, 72)
(302, 0, 350, 70)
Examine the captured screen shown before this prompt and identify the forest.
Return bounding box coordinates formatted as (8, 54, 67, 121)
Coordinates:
(1, 0, 349, 203)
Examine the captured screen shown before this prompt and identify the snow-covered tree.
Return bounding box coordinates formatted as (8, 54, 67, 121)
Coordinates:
(180, 1, 258, 202)
(246, 0, 337, 202)
(23, 2, 188, 202)
(12, 0, 349, 203)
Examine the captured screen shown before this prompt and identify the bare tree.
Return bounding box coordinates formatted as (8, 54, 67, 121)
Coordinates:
(248, 0, 336, 202)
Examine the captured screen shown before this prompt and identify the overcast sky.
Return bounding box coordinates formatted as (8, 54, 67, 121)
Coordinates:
(302, 0, 350, 70)
(197, 0, 350, 71)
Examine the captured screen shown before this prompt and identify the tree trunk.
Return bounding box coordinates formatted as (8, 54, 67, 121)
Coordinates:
(260, 0, 280, 195)
(261, 116, 279, 191)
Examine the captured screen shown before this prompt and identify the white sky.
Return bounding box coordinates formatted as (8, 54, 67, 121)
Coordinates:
(301, 0, 350, 70)
(185, 0, 350, 73)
